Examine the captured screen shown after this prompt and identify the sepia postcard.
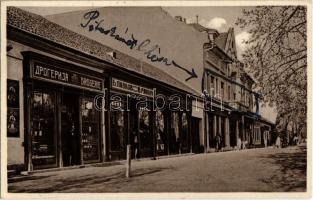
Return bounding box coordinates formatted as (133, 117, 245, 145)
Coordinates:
(0, 0, 312, 199)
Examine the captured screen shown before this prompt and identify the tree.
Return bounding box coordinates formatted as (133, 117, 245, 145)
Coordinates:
(236, 6, 307, 137)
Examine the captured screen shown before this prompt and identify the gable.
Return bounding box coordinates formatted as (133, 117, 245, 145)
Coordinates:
(224, 28, 238, 59)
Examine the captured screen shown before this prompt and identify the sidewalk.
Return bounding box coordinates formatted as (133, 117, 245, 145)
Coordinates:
(8, 145, 306, 192)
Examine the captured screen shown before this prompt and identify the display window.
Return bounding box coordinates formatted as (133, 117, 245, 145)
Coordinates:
(81, 97, 101, 163)
(181, 113, 189, 151)
(110, 98, 127, 151)
(31, 90, 57, 169)
(156, 110, 166, 154)
(138, 107, 151, 150)
(170, 112, 180, 154)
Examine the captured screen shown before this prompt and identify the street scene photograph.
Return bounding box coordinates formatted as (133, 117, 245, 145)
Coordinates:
(2, 1, 309, 197)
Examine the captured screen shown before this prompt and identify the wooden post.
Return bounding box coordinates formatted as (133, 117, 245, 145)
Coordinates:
(126, 145, 131, 178)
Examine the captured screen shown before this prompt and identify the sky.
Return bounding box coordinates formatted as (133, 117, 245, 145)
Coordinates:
(21, 6, 253, 59)
(163, 7, 254, 58)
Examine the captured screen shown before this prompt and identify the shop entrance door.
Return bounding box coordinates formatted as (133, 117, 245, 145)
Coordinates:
(61, 93, 80, 166)
(191, 117, 200, 153)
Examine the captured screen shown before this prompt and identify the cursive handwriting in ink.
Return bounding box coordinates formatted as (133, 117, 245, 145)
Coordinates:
(137, 39, 172, 66)
(80, 10, 198, 82)
(82, 11, 137, 50)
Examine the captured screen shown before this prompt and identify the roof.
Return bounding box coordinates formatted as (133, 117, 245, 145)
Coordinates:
(215, 32, 228, 50)
(189, 23, 219, 35)
(7, 6, 200, 96)
(189, 23, 208, 32)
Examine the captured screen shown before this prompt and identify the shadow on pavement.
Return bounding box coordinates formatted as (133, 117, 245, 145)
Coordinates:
(260, 145, 306, 192)
(8, 175, 53, 184)
(8, 167, 173, 193)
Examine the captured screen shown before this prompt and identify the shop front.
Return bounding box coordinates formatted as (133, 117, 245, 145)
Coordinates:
(23, 52, 104, 170)
(108, 77, 192, 160)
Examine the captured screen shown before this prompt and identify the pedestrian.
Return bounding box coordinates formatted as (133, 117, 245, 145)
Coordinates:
(133, 130, 139, 159)
(242, 140, 247, 149)
(275, 135, 281, 148)
(293, 135, 298, 145)
(237, 137, 242, 150)
(215, 134, 221, 152)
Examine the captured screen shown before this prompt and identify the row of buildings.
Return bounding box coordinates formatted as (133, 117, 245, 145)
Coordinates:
(6, 7, 274, 172)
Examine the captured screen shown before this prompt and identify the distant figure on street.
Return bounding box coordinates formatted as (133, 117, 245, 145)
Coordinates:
(242, 140, 247, 149)
(237, 137, 242, 150)
(215, 134, 222, 152)
(275, 136, 281, 148)
(133, 130, 139, 159)
(293, 136, 299, 146)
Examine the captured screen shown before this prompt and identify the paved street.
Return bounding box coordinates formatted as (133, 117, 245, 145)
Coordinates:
(8, 145, 306, 193)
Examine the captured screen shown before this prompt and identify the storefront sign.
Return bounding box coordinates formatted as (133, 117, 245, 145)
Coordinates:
(31, 63, 103, 92)
(112, 78, 154, 97)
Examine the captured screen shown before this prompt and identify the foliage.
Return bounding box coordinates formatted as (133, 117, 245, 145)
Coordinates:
(236, 6, 307, 134)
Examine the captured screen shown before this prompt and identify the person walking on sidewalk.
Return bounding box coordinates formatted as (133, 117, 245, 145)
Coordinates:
(215, 134, 221, 152)
(132, 130, 139, 159)
(275, 135, 281, 148)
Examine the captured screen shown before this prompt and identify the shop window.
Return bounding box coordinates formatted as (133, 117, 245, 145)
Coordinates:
(181, 113, 189, 151)
(110, 100, 126, 151)
(156, 110, 166, 153)
(170, 112, 180, 154)
(32, 91, 57, 168)
(139, 107, 151, 150)
(81, 98, 100, 163)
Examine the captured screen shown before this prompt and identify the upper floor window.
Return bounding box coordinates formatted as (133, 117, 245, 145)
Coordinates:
(215, 79, 218, 97)
(221, 82, 224, 99)
(210, 76, 215, 96)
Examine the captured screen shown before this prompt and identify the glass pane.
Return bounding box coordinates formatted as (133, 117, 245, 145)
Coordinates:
(110, 108, 126, 151)
(172, 113, 179, 140)
(32, 91, 56, 168)
(181, 113, 188, 149)
(139, 108, 151, 149)
(170, 112, 180, 154)
(156, 111, 165, 152)
(81, 98, 100, 162)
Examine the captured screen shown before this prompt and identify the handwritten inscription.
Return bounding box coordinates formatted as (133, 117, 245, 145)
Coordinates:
(80, 10, 198, 82)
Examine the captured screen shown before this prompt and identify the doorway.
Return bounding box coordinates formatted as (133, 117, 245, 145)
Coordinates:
(191, 117, 200, 153)
(61, 92, 80, 166)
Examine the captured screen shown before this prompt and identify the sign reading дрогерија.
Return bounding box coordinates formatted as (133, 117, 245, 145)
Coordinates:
(31, 63, 103, 92)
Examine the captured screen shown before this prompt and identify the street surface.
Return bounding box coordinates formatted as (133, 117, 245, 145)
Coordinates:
(8, 144, 306, 192)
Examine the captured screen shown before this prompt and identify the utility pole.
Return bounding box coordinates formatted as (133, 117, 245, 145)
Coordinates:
(125, 145, 131, 178)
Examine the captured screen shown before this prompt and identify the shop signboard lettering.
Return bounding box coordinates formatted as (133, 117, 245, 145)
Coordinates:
(112, 78, 154, 97)
(31, 63, 103, 92)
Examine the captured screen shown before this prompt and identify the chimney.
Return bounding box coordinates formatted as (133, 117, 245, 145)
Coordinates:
(175, 16, 183, 22)
(196, 15, 199, 24)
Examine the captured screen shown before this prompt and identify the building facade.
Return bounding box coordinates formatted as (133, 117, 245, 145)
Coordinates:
(188, 23, 274, 150)
(6, 7, 274, 172)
